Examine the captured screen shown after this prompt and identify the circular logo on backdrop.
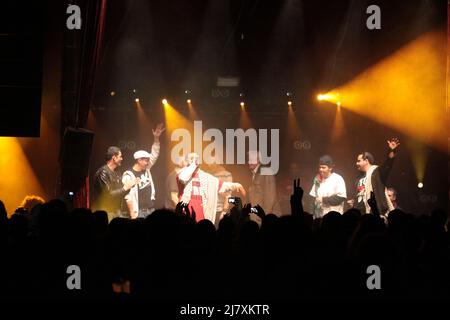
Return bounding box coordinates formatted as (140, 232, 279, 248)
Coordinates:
(294, 140, 311, 150)
(118, 140, 136, 150)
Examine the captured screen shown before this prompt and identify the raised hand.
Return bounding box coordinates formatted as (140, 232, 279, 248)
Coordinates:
(152, 123, 166, 141)
(254, 204, 266, 217)
(234, 197, 243, 211)
(387, 138, 400, 150)
(249, 212, 262, 227)
(368, 191, 379, 215)
(175, 201, 183, 215)
(242, 203, 251, 216)
(290, 178, 304, 216)
(183, 202, 190, 216)
(180, 202, 196, 221)
(294, 178, 303, 199)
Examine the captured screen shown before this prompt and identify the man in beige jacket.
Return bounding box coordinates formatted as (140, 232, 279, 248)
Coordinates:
(248, 151, 281, 216)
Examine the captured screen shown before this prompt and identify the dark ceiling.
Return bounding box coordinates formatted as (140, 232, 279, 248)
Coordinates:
(95, 0, 446, 110)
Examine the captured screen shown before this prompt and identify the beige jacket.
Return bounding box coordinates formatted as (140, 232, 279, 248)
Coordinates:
(249, 165, 281, 216)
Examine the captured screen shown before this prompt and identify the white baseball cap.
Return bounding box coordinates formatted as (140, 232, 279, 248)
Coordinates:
(134, 150, 151, 159)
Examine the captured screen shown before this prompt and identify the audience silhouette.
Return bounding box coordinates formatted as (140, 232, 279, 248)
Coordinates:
(0, 180, 449, 301)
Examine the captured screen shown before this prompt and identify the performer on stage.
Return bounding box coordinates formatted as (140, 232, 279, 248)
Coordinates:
(386, 187, 401, 210)
(247, 150, 281, 216)
(204, 160, 234, 227)
(349, 138, 400, 216)
(165, 156, 187, 210)
(122, 123, 164, 219)
(177, 153, 246, 224)
(92, 146, 138, 221)
(309, 155, 346, 219)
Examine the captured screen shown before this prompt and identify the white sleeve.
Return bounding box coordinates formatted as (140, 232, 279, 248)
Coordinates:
(148, 142, 160, 168)
(177, 163, 197, 184)
(122, 171, 132, 184)
(336, 175, 347, 198)
(122, 171, 133, 201)
(309, 184, 317, 198)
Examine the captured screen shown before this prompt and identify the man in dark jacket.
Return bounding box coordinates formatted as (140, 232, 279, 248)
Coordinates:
(92, 146, 138, 221)
(350, 138, 400, 216)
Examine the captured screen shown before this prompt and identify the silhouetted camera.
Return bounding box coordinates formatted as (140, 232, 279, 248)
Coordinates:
(228, 196, 243, 211)
(228, 196, 240, 204)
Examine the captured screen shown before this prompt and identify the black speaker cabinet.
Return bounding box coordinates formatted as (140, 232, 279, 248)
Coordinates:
(60, 127, 94, 193)
(0, 1, 44, 137)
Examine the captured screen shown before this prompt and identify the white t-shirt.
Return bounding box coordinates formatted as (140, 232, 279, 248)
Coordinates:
(309, 172, 347, 216)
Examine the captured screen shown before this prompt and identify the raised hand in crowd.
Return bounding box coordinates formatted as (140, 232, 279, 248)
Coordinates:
(241, 203, 251, 216)
(185, 202, 196, 222)
(290, 178, 304, 216)
(253, 204, 265, 218)
(175, 201, 196, 221)
(249, 212, 262, 227)
(368, 191, 379, 215)
(175, 201, 183, 215)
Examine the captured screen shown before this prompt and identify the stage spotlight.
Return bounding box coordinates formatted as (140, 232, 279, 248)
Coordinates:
(110, 91, 116, 96)
(162, 99, 168, 105)
(135, 98, 140, 102)
(418, 182, 424, 189)
(288, 101, 292, 106)
(184, 90, 191, 94)
(132, 89, 137, 93)
(286, 92, 292, 97)
(317, 92, 340, 104)
(240, 102, 245, 107)
(187, 99, 192, 104)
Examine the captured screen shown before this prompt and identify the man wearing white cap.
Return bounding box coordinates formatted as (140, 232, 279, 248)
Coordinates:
(122, 123, 165, 218)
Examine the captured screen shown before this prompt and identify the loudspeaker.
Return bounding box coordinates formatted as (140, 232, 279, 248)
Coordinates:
(60, 127, 94, 193)
(0, 1, 44, 137)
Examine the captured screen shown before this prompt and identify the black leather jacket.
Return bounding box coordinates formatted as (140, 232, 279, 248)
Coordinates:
(92, 164, 127, 213)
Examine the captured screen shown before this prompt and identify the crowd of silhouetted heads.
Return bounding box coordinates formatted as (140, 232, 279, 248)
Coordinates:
(0, 194, 449, 301)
